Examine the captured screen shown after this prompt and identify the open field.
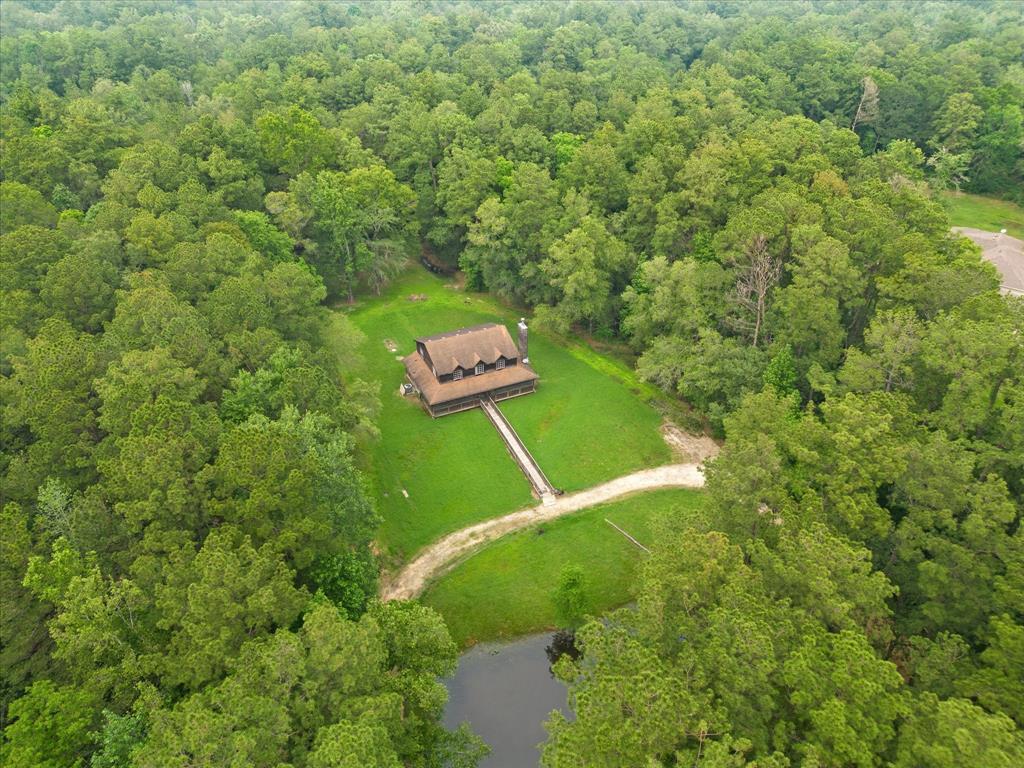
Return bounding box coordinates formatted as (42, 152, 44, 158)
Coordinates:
(942, 191, 1024, 239)
(421, 488, 705, 647)
(331, 266, 672, 562)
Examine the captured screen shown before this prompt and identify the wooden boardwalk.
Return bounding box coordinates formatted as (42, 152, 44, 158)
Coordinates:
(479, 395, 557, 505)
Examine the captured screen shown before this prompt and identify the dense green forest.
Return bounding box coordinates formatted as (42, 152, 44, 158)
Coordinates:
(1, 1, 1022, 766)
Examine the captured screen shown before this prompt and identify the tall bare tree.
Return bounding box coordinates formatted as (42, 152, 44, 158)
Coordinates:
(731, 234, 781, 348)
(851, 75, 880, 132)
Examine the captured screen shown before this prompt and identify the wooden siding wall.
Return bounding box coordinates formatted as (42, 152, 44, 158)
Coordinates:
(426, 380, 536, 417)
(417, 342, 434, 372)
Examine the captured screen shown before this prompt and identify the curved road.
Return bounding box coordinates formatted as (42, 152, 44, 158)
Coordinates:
(380, 462, 705, 600)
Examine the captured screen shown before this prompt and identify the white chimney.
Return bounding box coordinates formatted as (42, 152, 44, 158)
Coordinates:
(517, 318, 529, 363)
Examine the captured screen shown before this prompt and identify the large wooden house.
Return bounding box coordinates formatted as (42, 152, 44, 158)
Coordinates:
(403, 320, 538, 417)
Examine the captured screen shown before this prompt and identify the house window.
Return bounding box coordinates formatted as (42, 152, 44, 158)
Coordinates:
(496, 358, 506, 370)
(453, 368, 463, 381)
(475, 362, 485, 375)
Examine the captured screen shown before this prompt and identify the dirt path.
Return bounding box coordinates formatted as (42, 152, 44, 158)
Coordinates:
(379, 462, 706, 600)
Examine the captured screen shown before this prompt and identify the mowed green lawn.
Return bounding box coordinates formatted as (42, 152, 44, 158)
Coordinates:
(500, 334, 669, 493)
(422, 488, 705, 647)
(943, 191, 1024, 239)
(336, 271, 533, 564)
(331, 266, 671, 563)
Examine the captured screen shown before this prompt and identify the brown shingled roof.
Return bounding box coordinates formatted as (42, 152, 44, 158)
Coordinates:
(416, 323, 520, 376)
(404, 352, 538, 406)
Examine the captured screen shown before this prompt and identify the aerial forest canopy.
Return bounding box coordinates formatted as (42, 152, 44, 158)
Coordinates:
(1, 1, 1022, 766)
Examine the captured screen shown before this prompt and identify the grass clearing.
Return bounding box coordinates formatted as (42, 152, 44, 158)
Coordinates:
(421, 488, 705, 647)
(499, 336, 669, 492)
(331, 265, 672, 563)
(942, 191, 1024, 239)
(336, 272, 533, 564)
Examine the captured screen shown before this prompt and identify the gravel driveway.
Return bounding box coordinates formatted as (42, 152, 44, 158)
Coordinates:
(379, 462, 706, 600)
(953, 227, 1024, 296)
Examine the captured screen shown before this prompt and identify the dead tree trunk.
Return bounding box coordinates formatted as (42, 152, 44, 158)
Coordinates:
(733, 235, 781, 348)
(852, 76, 880, 132)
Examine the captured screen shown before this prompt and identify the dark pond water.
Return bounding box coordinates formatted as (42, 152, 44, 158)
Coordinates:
(443, 633, 571, 768)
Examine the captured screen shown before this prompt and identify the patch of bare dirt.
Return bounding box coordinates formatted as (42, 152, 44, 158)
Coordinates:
(660, 421, 720, 465)
(445, 273, 466, 290)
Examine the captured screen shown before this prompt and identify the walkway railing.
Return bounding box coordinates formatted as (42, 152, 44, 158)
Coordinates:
(479, 395, 557, 504)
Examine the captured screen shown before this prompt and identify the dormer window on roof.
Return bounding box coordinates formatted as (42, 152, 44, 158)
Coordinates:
(402, 322, 539, 417)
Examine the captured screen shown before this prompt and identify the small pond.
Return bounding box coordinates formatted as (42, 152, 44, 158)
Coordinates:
(443, 632, 572, 767)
